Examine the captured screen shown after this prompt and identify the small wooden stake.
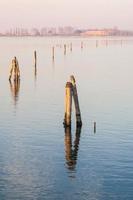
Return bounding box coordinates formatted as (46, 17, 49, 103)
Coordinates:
(52, 47, 55, 61)
(34, 50, 37, 68)
(81, 41, 83, 49)
(94, 122, 96, 133)
(70, 43, 72, 51)
(70, 75, 82, 127)
(64, 44, 66, 55)
(96, 40, 98, 47)
(64, 82, 73, 127)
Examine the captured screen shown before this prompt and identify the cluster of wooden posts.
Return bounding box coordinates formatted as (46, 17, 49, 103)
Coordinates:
(8, 54, 82, 127)
(64, 75, 82, 128)
(8, 51, 99, 132)
(52, 42, 84, 61)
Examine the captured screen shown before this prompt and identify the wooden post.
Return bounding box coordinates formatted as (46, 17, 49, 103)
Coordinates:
(94, 122, 96, 133)
(121, 40, 123, 46)
(34, 50, 37, 68)
(64, 44, 66, 55)
(81, 41, 83, 49)
(70, 75, 82, 127)
(70, 43, 72, 51)
(52, 46, 55, 61)
(96, 40, 98, 47)
(64, 82, 72, 127)
(106, 40, 108, 47)
(9, 57, 20, 81)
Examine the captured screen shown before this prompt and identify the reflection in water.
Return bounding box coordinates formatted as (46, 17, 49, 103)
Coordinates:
(9, 79, 20, 107)
(65, 126, 81, 171)
(34, 65, 37, 83)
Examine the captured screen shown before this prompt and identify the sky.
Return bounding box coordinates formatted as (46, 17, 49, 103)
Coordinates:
(0, 0, 133, 31)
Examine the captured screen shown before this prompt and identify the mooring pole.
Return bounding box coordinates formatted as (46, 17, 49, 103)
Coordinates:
(52, 47, 55, 61)
(94, 122, 96, 133)
(70, 75, 82, 127)
(70, 43, 72, 51)
(34, 50, 37, 68)
(64, 44, 66, 55)
(64, 82, 73, 127)
(81, 41, 83, 49)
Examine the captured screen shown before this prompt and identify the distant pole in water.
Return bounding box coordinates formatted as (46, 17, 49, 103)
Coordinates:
(9, 57, 20, 81)
(34, 50, 37, 68)
(70, 43, 72, 51)
(52, 46, 55, 61)
(121, 40, 123, 46)
(64, 44, 67, 55)
(96, 40, 98, 47)
(70, 75, 82, 127)
(64, 82, 73, 127)
(94, 122, 96, 133)
(81, 41, 83, 49)
(106, 40, 108, 47)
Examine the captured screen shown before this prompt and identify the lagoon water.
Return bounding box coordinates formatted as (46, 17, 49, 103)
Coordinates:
(0, 37, 133, 200)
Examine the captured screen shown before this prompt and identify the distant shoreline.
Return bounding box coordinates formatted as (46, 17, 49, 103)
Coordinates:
(0, 35, 133, 38)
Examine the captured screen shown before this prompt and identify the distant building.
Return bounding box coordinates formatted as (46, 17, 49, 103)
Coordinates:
(81, 29, 108, 36)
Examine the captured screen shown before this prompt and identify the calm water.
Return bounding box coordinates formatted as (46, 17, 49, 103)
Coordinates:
(0, 37, 133, 200)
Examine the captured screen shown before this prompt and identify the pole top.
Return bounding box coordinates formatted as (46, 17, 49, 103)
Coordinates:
(66, 82, 72, 88)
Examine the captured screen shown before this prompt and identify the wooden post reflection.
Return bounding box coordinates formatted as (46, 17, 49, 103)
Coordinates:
(9, 79, 20, 106)
(34, 65, 37, 83)
(65, 126, 81, 170)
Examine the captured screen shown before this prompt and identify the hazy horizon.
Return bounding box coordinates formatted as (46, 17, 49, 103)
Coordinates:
(0, 0, 133, 31)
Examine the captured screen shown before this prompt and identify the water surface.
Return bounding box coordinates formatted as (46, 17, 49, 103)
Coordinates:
(0, 37, 133, 200)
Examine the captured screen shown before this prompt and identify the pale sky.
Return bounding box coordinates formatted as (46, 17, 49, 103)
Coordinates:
(0, 0, 133, 31)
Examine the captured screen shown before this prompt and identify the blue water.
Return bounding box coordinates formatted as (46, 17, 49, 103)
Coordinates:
(0, 37, 133, 200)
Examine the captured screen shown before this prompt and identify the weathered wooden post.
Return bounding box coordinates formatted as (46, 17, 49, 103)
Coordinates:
(64, 44, 66, 55)
(64, 82, 73, 127)
(121, 40, 123, 46)
(106, 40, 108, 47)
(9, 57, 20, 81)
(34, 50, 37, 67)
(94, 122, 96, 133)
(70, 43, 72, 51)
(81, 41, 83, 49)
(70, 75, 82, 127)
(96, 40, 98, 47)
(52, 46, 55, 61)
